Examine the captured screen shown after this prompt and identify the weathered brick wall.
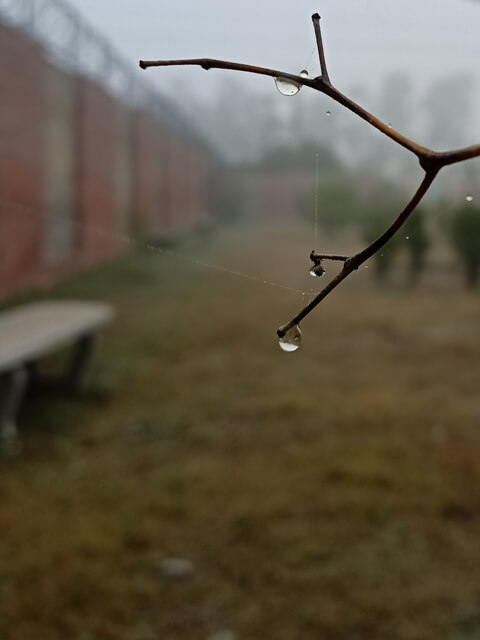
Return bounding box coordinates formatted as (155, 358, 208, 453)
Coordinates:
(132, 112, 166, 237)
(188, 147, 209, 226)
(114, 104, 133, 236)
(0, 20, 214, 301)
(0, 22, 46, 297)
(44, 63, 77, 267)
(77, 77, 122, 265)
(166, 134, 192, 236)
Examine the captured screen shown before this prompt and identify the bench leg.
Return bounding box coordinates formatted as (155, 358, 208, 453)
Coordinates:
(66, 334, 96, 391)
(0, 367, 28, 453)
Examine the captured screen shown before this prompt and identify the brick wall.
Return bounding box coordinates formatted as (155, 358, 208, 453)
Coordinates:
(131, 112, 165, 237)
(0, 19, 214, 301)
(77, 77, 122, 265)
(0, 22, 46, 297)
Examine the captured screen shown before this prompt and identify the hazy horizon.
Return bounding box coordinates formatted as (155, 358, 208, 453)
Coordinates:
(66, 0, 480, 103)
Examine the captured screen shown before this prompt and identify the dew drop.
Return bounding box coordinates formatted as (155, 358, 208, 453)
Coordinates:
(326, 110, 331, 117)
(300, 69, 309, 78)
(309, 263, 325, 277)
(278, 325, 302, 352)
(274, 76, 301, 96)
(364, 265, 369, 269)
(466, 194, 474, 203)
(405, 236, 410, 240)
(388, 123, 392, 129)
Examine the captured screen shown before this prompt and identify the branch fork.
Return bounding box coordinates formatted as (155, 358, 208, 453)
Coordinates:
(139, 13, 480, 340)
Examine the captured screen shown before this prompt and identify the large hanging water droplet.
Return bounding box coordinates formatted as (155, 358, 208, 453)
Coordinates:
(466, 194, 474, 203)
(309, 263, 325, 277)
(278, 325, 302, 352)
(275, 76, 301, 96)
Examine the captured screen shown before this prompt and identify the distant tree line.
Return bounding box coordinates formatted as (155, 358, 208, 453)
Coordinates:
(299, 178, 480, 289)
(363, 199, 480, 289)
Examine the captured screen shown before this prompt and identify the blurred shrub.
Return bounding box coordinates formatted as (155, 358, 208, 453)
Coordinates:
(362, 205, 431, 286)
(301, 176, 431, 284)
(299, 178, 361, 232)
(403, 207, 430, 286)
(209, 168, 245, 223)
(448, 203, 480, 288)
(260, 141, 341, 173)
(362, 208, 401, 283)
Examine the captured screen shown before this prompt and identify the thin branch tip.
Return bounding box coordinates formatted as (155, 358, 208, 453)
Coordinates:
(139, 60, 147, 69)
(311, 251, 349, 263)
(312, 10, 330, 83)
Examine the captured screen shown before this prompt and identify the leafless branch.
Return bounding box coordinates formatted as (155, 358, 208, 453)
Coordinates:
(139, 13, 480, 339)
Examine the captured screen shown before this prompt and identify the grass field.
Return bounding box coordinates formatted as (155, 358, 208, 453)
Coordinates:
(2, 219, 480, 640)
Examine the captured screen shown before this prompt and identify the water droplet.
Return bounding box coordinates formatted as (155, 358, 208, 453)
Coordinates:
(466, 194, 474, 203)
(278, 325, 302, 352)
(326, 110, 331, 117)
(364, 265, 369, 269)
(299, 69, 309, 78)
(275, 76, 301, 96)
(388, 123, 392, 129)
(309, 263, 325, 277)
(405, 236, 410, 240)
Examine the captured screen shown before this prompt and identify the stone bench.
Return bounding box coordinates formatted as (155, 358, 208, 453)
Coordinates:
(0, 301, 114, 446)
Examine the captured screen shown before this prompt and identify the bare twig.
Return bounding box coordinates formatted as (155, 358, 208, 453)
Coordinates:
(310, 251, 348, 263)
(140, 14, 480, 338)
(312, 13, 330, 84)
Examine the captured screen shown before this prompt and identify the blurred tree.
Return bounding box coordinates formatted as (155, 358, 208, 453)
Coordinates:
(423, 74, 474, 149)
(338, 84, 376, 171)
(299, 178, 360, 233)
(362, 209, 401, 283)
(373, 72, 419, 185)
(207, 78, 283, 163)
(260, 141, 340, 172)
(377, 72, 412, 133)
(403, 207, 430, 286)
(448, 203, 480, 288)
(209, 168, 246, 223)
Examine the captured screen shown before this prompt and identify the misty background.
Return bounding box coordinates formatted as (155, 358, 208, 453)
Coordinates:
(65, 0, 480, 159)
(63, 0, 480, 198)
(3, 2, 480, 638)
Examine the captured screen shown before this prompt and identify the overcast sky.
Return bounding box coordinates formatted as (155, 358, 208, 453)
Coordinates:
(66, 0, 480, 101)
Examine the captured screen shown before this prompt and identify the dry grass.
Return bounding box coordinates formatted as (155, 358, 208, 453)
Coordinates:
(2, 219, 480, 640)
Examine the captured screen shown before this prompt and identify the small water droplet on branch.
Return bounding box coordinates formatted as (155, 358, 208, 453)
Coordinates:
(275, 70, 307, 96)
(279, 325, 302, 352)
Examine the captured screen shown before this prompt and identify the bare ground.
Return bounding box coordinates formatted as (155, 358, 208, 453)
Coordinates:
(2, 220, 480, 639)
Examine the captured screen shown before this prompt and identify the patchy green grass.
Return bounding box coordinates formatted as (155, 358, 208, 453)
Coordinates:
(2, 220, 480, 639)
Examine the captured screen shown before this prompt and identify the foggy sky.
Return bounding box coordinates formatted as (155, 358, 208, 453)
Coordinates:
(66, 0, 480, 103)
